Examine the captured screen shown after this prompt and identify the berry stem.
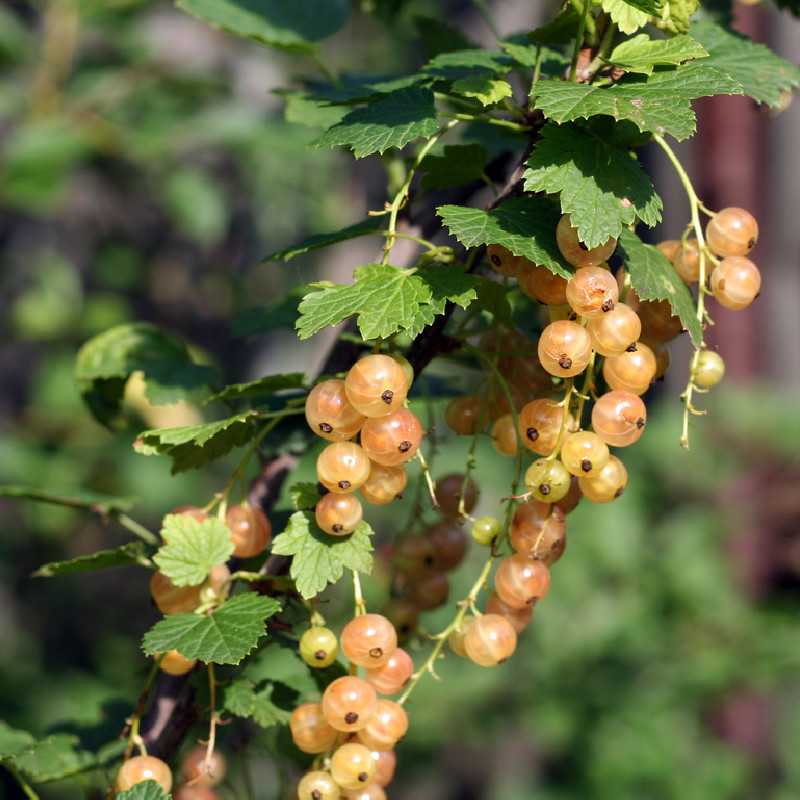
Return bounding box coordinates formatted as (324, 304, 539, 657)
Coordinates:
(122, 659, 161, 758)
(115, 512, 159, 546)
(352, 570, 367, 617)
(203, 663, 220, 780)
(574, 352, 597, 428)
(546, 378, 576, 461)
(414, 448, 439, 509)
(7, 766, 39, 800)
(530, 46, 544, 98)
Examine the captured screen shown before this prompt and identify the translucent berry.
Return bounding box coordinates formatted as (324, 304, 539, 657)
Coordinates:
(656, 239, 681, 263)
(158, 650, 196, 676)
(603, 343, 657, 396)
(448, 621, 471, 657)
(330, 743, 377, 791)
(523, 458, 572, 503)
(345, 783, 387, 800)
(491, 413, 518, 456)
(555, 476, 582, 515)
(150, 571, 202, 615)
(393, 534, 436, 575)
(300, 626, 339, 668)
(172, 505, 207, 521)
(706, 207, 759, 257)
(674, 239, 701, 283)
(290, 703, 339, 753)
(116, 756, 173, 793)
(578, 455, 628, 503)
(360, 408, 423, 467)
(638, 299, 683, 342)
(435, 473, 479, 517)
(365, 648, 414, 695)
(518, 261, 568, 305)
(317, 443, 371, 494)
(494, 554, 551, 609)
(226, 503, 271, 558)
(486, 244, 520, 277)
(509, 503, 566, 565)
(174, 786, 218, 800)
(586, 303, 641, 357)
(429, 520, 468, 571)
(391, 353, 414, 388)
(322, 677, 377, 733)
(472, 516, 501, 546)
(556, 214, 617, 268)
(181, 745, 226, 786)
(382, 598, 419, 642)
(566, 267, 619, 318)
(345, 355, 409, 418)
(409, 571, 449, 610)
(560, 431, 610, 478)
(297, 770, 341, 800)
(518, 398, 562, 456)
(693, 350, 725, 389)
(591, 390, 646, 447)
(371, 748, 396, 787)
(485, 593, 534, 633)
(316, 493, 363, 536)
(358, 700, 409, 751)
(306, 379, 365, 442)
(341, 615, 398, 669)
(464, 613, 518, 667)
(360, 462, 406, 506)
(710, 256, 761, 310)
(444, 395, 485, 436)
(538, 320, 592, 378)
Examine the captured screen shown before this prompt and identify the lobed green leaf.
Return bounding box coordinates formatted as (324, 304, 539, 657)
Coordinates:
(609, 33, 708, 75)
(206, 373, 306, 404)
(154, 514, 234, 587)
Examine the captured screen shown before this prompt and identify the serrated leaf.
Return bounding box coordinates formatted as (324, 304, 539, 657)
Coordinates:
(437, 197, 571, 278)
(142, 593, 281, 665)
(601, 0, 649, 34)
(452, 76, 513, 106)
(609, 34, 708, 75)
(617, 229, 701, 344)
(206, 373, 306, 405)
(116, 781, 170, 800)
(690, 20, 800, 107)
(420, 144, 488, 190)
(175, 0, 350, 53)
(252, 684, 293, 727)
(154, 514, 233, 587)
(223, 679, 292, 727)
(422, 49, 514, 80)
(0, 484, 134, 513)
(263, 217, 384, 262)
(653, 0, 699, 34)
(316, 88, 438, 158)
(33, 542, 150, 578)
(290, 482, 321, 510)
(523, 121, 662, 248)
(271, 511, 374, 599)
(7, 734, 94, 783)
(416, 264, 479, 313)
(533, 61, 742, 140)
(134, 411, 261, 473)
(224, 679, 258, 716)
(0, 722, 35, 759)
(282, 91, 347, 128)
(241, 643, 318, 695)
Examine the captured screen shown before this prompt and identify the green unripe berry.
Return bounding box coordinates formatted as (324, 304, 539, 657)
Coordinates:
(693, 350, 725, 390)
(524, 458, 571, 503)
(300, 626, 339, 668)
(471, 516, 501, 546)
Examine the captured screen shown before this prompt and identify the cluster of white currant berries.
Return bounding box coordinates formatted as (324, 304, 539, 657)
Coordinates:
(116, 744, 225, 798)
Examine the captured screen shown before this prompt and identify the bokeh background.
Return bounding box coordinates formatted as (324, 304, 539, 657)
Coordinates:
(1, 1, 799, 798)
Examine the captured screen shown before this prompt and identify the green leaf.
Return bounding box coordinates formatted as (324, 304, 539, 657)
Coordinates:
(271, 511, 374, 599)
(4, 733, 94, 783)
(241, 643, 318, 695)
(115, 781, 170, 800)
(224, 680, 291, 727)
(417, 264, 479, 314)
(690, 20, 800, 107)
(533, 61, 742, 140)
(134, 411, 261, 473)
(175, 0, 350, 53)
(33, 542, 150, 578)
(263, 217, 384, 262)
(531, 6, 582, 44)
(600, 0, 649, 34)
(523, 121, 662, 248)
(420, 144, 488, 190)
(617, 229, 701, 344)
(437, 197, 571, 278)
(653, 0, 699, 34)
(451, 76, 513, 106)
(316, 88, 439, 158)
(282, 91, 347, 128)
(290, 482, 321, 510)
(154, 514, 234, 587)
(609, 33, 708, 75)
(206, 373, 306, 404)
(251, 684, 293, 727)
(475, 277, 513, 325)
(0, 484, 134, 513)
(422, 49, 513, 81)
(0, 722, 35, 759)
(142, 593, 281, 665)
(224, 678, 259, 716)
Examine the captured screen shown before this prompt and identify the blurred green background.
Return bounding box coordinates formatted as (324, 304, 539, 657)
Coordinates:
(1, 1, 799, 799)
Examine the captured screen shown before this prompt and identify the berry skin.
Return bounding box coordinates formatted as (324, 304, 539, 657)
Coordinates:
(358, 700, 409, 751)
(710, 256, 761, 310)
(464, 613, 518, 667)
(435, 473, 479, 517)
(330, 743, 378, 791)
(603, 343, 657, 396)
(290, 703, 339, 753)
(391, 353, 415, 388)
(158, 650, 196, 676)
(674, 239, 701, 284)
(445, 395, 485, 436)
(494, 554, 551, 609)
(340, 615, 398, 669)
(345, 355, 410, 418)
(393, 535, 436, 575)
(706, 207, 759, 257)
(344, 784, 387, 800)
(524, 459, 572, 503)
(566, 266, 619, 318)
(226, 503, 271, 558)
(381, 598, 419, 642)
(174, 786, 218, 800)
(428, 520, 468, 571)
(472, 516, 502, 546)
(297, 770, 341, 800)
(538, 320, 593, 378)
(485, 593, 534, 633)
(371, 749, 396, 787)
(578, 455, 628, 503)
(556, 214, 617, 268)
(486, 244, 520, 277)
(409, 571, 449, 610)
(591, 390, 647, 447)
(656, 239, 681, 263)
(586, 303, 641, 357)
(448, 621, 471, 657)
(150, 571, 202, 615)
(172, 505, 208, 521)
(693, 350, 725, 389)
(518, 398, 563, 456)
(317, 443, 371, 494)
(306, 379, 366, 442)
(300, 626, 339, 668)
(518, 260, 568, 305)
(560, 431, 610, 478)
(315, 493, 363, 536)
(555, 476, 582, 515)
(491, 413, 518, 456)
(365, 648, 414, 695)
(510, 503, 566, 565)
(644, 339, 671, 380)
(181, 745, 226, 786)
(116, 756, 173, 794)
(360, 408, 423, 467)
(322, 677, 377, 733)
(637, 299, 683, 342)
(360, 462, 406, 506)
